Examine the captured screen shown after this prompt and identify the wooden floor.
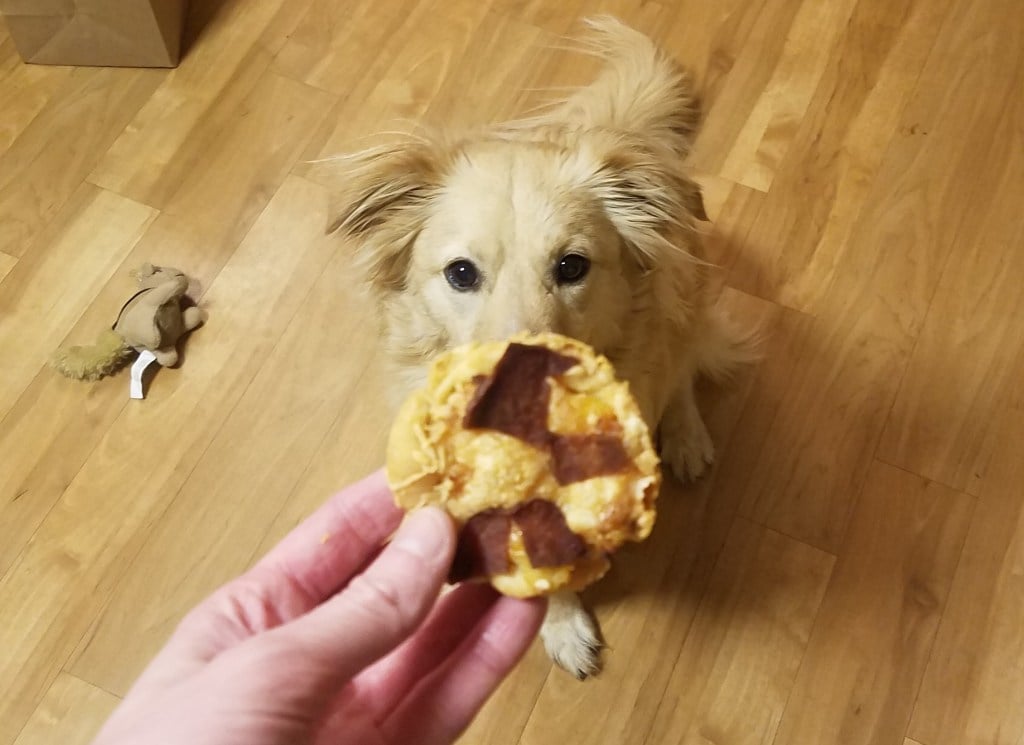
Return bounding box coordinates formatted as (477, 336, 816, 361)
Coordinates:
(1, 1, 1023, 743)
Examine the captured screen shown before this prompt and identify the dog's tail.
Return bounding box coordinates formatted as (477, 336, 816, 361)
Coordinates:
(51, 329, 134, 381)
(694, 310, 763, 385)
(547, 16, 700, 156)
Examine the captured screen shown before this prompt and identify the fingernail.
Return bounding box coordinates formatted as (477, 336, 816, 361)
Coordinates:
(393, 507, 451, 560)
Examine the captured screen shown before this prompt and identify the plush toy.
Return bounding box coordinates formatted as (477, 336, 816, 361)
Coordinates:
(52, 263, 206, 381)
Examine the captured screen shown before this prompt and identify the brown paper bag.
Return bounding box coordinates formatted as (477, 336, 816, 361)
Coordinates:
(0, 0, 187, 67)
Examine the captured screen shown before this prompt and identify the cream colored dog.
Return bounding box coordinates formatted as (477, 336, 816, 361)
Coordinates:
(328, 17, 755, 679)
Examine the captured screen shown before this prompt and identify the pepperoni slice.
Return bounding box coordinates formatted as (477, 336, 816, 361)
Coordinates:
(449, 499, 588, 581)
(464, 342, 632, 485)
(550, 433, 632, 485)
(512, 499, 587, 567)
(448, 509, 512, 582)
(464, 343, 576, 448)
(452, 341, 633, 583)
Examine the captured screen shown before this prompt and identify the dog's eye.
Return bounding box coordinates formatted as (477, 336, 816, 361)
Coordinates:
(444, 259, 481, 292)
(555, 254, 590, 285)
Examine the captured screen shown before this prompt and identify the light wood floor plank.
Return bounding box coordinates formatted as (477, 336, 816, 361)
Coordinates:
(0, 224, 221, 582)
(641, 520, 833, 745)
(156, 71, 334, 241)
(880, 186, 1024, 494)
(660, 0, 772, 109)
(693, 172, 769, 285)
(418, 9, 549, 127)
(2, 2, 1023, 744)
(876, 33, 1024, 493)
(731, 298, 910, 552)
(718, 0, 859, 192)
(0, 175, 335, 741)
(92, 64, 335, 252)
(726, 0, 953, 312)
(0, 251, 15, 283)
(272, 0, 416, 94)
(250, 350, 394, 555)
(0, 68, 163, 257)
(0, 56, 334, 572)
(487, 0, 590, 34)
(0, 37, 71, 158)
(0, 354, 130, 581)
(68, 188, 379, 693)
(686, 0, 805, 178)
(11, 673, 118, 745)
(0, 186, 156, 423)
(770, 461, 973, 745)
(87, 0, 313, 206)
(908, 348, 1024, 745)
(298, 0, 492, 169)
(0, 159, 322, 583)
(813, 0, 1022, 331)
(728, 0, 1021, 552)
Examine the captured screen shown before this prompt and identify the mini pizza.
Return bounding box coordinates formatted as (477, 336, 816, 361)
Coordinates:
(385, 332, 660, 598)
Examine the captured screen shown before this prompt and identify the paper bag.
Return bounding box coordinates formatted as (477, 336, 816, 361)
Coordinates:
(0, 0, 187, 68)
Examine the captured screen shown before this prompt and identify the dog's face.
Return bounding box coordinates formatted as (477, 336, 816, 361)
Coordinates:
(406, 141, 639, 352)
(329, 131, 700, 373)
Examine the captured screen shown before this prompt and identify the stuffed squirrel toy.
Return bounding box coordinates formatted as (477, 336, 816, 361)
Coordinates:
(52, 263, 206, 381)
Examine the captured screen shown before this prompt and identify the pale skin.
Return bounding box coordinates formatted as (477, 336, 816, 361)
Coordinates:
(91, 470, 546, 745)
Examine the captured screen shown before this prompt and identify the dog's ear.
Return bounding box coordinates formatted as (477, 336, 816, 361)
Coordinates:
(579, 134, 703, 268)
(326, 141, 444, 292)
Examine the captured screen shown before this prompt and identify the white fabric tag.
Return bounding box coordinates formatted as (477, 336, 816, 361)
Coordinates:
(130, 350, 159, 399)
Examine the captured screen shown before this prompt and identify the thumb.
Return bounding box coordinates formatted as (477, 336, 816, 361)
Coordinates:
(252, 506, 455, 692)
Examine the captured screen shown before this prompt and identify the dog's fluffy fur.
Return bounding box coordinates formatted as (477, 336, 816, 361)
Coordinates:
(328, 17, 756, 679)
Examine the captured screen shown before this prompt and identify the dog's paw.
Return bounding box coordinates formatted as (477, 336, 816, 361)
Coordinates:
(661, 408, 715, 482)
(541, 599, 603, 679)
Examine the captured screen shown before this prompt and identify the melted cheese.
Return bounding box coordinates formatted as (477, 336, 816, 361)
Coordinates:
(506, 525, 573, 594)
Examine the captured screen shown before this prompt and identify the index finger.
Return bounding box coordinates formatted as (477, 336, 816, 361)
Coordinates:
(254, 469, 403, 604)
(135, 469, 405, 690)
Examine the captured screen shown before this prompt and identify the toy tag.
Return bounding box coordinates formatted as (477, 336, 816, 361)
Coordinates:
(130, 350, 159, 399)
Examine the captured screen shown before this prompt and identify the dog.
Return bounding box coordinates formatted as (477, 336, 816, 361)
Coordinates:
(327, 17, 756, 679)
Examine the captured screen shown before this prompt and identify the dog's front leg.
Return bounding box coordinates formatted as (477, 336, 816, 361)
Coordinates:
(540, 590, 603, 679)
(659, 376, 714, 482)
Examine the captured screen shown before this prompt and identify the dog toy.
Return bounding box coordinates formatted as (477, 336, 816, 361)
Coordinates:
(52, 263, 206, 392)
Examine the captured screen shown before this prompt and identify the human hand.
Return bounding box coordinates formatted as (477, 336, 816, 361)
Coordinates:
(92, 470, 546, 745)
